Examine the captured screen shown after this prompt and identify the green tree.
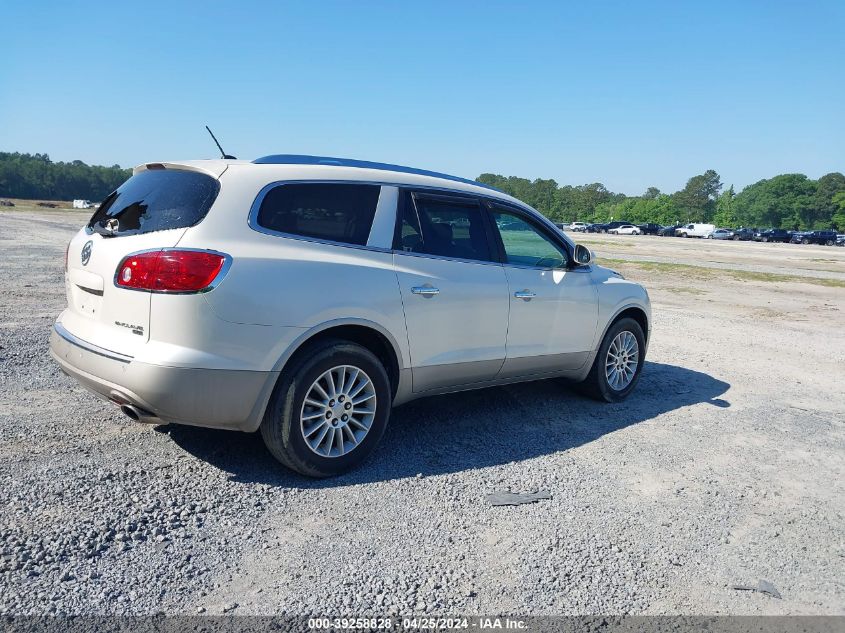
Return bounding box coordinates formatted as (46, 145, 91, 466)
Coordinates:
(732, 174, 817, 229)
(713, 185, 737, 227)
(0, 152, 130, 201)
(672, 169, 722, 221)
(832, 191, 845, 230)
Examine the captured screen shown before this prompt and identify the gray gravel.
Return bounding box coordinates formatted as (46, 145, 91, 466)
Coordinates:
(1, 210, 843, 616)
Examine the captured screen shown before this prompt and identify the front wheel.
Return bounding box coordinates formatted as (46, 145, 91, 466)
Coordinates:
(577, 318, 645, 403)
(260, 339, 392, 477)
(802, 238, 809, 245)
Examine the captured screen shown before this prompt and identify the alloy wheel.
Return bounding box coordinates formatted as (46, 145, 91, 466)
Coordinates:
(300, 365, 377, 458)
(605, 331, 640, 391)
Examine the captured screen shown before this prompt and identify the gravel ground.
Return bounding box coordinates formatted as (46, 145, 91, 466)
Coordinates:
(1, 210, 843, 616)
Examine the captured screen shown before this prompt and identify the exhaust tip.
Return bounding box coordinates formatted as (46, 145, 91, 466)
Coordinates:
(120, 404, 140, 421)
(120, 404, 159, 424)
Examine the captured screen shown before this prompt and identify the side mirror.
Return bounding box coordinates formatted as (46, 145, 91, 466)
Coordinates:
(574, 243, 593, 266)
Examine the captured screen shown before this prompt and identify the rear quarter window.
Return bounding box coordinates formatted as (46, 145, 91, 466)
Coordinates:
(255, 183, 381, 246)
(88, 169, 220, 237)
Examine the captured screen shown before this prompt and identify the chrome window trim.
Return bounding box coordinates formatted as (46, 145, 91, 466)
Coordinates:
(54, 323, 133, 363)
(392, 248, 505, 268)
(247, 180, 392, 254)
(246, 178, 566, 263)
(112, 248, 233, 295)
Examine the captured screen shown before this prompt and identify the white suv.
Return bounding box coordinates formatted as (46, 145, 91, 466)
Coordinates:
(50, 155, 651, 477)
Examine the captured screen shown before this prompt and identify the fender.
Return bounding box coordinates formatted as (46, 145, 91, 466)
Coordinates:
(239, 317, 409, 432)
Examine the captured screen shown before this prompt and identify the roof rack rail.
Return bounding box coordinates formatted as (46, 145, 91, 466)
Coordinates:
(251, 154, 501, 192)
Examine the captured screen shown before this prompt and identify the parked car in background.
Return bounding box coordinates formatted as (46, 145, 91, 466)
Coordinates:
(569, 222, 588, 232)
(584, 223, 604, 233)
(592, 221, 630, 234)
(754, 228, 791, 243)
(637, 223, 663, 235)
(732, 227, 755, 241)
(608, 224, 641, 235)
(50, 154, 652, 477)
(676, 223, 715, 238)
(707, 228, 734, 240)
(657, 224, 683, 237)
(794, 230, 838, 246)
(837, 234, 845, 247)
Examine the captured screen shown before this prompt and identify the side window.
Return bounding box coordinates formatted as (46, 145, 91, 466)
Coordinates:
(395, 192, 494, 262)
(491, 208, 569, 269)
(256, 183, 381, 246)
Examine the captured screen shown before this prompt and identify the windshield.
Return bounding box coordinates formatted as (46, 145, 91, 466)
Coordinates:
(88, 169, 220, 237)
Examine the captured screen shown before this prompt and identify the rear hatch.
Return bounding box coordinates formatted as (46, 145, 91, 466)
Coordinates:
(62, 166, 221, 355)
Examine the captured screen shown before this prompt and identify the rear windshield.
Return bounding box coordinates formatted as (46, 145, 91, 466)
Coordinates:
(88, 169, 220, 237)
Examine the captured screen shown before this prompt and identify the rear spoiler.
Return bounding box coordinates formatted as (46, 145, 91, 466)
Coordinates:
(133, 160, 248, 179)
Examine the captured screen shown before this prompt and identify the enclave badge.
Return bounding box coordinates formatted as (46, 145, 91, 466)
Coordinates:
(81, 241, 93, 266)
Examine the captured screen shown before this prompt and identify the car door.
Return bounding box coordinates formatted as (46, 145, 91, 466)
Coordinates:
(393, 190, 509, 392)
(486, 202, 599, 378)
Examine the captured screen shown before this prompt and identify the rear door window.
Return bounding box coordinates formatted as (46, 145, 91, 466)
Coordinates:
(88, 169, 220, 237)
(255, 183, 381, 246)
(395, 191, 494, 262)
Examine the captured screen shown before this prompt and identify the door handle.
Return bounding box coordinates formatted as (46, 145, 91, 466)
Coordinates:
(411, 286, 440, 297)
(514, 290, 536, 301)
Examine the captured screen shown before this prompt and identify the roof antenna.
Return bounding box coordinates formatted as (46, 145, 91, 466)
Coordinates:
(205, 125, 237, 159)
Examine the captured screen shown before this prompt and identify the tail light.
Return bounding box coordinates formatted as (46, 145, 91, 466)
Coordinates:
(116, 250, 229, 293)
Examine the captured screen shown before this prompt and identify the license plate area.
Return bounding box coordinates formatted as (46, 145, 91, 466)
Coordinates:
(71, 284, 103, 318)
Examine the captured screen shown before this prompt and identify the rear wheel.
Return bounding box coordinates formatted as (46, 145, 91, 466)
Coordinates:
(802, 238, 809, 245)
(826, 240, 834, 246)
(578, 318, 645, 403)
(260, 339, 391, 477)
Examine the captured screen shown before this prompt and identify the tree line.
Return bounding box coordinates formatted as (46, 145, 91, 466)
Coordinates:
(2, 151, 843, 231)
(477, 169, 845, 231)
(0, 152, 131, 202)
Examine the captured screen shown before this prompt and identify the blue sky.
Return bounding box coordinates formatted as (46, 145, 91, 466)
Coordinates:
(1, 1, 843, 195)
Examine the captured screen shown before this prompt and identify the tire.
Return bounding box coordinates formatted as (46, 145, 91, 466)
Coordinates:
(826, 240, 834, 246)
(733, 236, 740, 241)
(763, 237, 768, 242)
(707, 234, 713, 239)
(802, 238, 809, 245)
(260, 339, 392, 477)
(577, 318, 646, 403)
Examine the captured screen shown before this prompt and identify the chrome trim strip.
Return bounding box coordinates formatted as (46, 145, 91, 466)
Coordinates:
(245, 179, 576, 265)
(246, 180, 394, 254)
(392, 248, 504, 268)
(112, 248, 233, 295)
(54, 323, 133, 363)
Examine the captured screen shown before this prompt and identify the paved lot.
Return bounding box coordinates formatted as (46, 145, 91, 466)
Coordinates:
(1, 210, 843, 615)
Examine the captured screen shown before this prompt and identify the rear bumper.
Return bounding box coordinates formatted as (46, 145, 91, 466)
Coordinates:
(50, 324, 275, 432)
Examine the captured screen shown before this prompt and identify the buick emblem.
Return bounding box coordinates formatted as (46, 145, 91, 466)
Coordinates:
(81, 241, 93, 266)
